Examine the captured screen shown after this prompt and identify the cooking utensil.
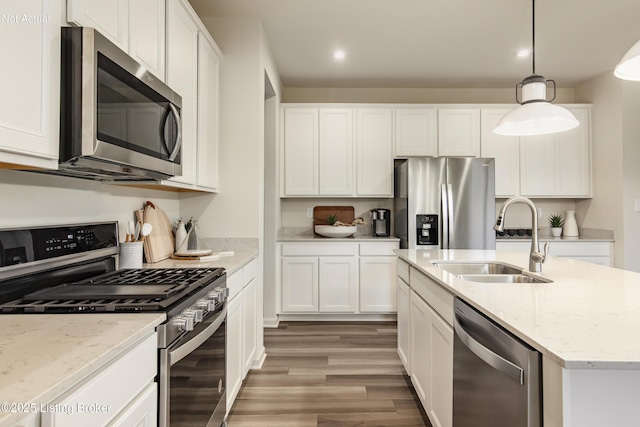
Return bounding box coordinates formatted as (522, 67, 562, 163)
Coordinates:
(134, 221, 141, 241)
(140, 223, 153, 242)
(125, 221, 132, 242)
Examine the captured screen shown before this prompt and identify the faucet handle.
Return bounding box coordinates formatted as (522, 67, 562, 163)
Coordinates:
(542, 242, 550, 262)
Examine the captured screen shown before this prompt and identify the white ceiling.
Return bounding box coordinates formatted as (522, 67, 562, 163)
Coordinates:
(190, 0, 640, 89)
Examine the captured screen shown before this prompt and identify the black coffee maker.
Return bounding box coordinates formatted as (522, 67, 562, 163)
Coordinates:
(370, 209, 391, 237)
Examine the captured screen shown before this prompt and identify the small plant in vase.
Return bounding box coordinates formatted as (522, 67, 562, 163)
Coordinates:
(326, 213, 339, 226)
(548, 213, 564, 237)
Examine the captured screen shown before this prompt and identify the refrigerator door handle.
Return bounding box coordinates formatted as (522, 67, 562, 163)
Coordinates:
(447, 183, 454, 247)
(441, 184, 449, 249)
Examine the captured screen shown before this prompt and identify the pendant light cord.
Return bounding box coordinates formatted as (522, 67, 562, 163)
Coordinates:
(532, 0, 536, 74)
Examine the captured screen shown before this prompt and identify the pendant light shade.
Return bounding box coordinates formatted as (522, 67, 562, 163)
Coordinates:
(494, 0, 580, 136)
(614, 39, 640, 81)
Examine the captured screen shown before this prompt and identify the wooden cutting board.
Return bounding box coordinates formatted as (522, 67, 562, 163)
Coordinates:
(142, 201, 174, 263)
(313, 206, 355, 234)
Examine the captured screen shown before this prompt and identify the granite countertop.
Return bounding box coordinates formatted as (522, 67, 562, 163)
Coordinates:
(497, 236, 614, 242)
(145, 250, 258, 276)
(0, 313, 165, 427)
(278, 233, 400, 242)
(396, 249, 640, 369)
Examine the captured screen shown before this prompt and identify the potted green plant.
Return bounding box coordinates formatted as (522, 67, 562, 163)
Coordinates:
(548, 213, 564, 237)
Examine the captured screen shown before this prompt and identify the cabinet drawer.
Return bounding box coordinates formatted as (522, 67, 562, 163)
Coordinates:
(398, 259, 410, 283)
(281, 242, 357, 256)
(227, 270, 243, 300)
(359, 242, 399, 256)
(410, 267, 454, 326)
(42, 333, 156, 427)
(244, 258, 258, 285)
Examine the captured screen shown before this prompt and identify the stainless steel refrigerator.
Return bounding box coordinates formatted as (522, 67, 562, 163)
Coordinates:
(394, 157, 496, 250)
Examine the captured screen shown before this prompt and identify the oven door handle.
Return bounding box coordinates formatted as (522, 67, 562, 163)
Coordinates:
(169, 306, 226, 366)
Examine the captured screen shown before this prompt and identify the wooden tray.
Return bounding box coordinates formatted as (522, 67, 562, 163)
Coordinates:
(313, 206, 355, 235)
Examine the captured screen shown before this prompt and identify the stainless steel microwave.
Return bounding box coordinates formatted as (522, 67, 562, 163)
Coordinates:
(57, 27, 182, 181)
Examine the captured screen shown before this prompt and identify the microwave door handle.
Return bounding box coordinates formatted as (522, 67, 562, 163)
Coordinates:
(160, 103, 182, 161)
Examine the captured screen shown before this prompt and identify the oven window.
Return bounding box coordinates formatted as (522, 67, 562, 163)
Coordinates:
(96, 53, 180, 162)
(169, 319, 226, 426)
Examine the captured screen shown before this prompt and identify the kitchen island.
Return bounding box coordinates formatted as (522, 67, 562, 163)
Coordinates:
(397, 249, 640, 427)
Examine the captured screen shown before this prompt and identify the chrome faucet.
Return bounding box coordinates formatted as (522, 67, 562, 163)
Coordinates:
(494, 196, 550, 273)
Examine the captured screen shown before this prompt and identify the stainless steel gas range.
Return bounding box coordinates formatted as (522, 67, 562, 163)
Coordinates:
(0, 222, 228, 427)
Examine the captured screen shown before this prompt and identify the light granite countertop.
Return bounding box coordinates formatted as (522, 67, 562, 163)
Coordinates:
(146, 250, 258, 276)
(396, 249, 640, 369)
(0, 313, 165, 427)
(278, 234, 400, 242)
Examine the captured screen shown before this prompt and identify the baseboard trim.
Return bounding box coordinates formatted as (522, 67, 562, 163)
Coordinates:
(278, 313, 397, 322)
(251, 346, 267, 370)
(263, 317, 280, 328)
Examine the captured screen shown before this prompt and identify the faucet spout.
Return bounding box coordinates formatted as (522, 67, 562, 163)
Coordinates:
(495, 196, 548, 272)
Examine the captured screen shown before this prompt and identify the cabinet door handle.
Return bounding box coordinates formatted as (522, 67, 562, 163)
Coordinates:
(454, 311, 524, 385)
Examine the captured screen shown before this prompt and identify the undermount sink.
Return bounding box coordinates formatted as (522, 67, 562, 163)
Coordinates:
(432, 261, 553, 284)
(433, 261, 523, 276)
(457, 274, 552, 284)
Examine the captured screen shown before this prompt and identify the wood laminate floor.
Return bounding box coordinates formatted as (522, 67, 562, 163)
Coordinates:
(227, 321, 431, 427)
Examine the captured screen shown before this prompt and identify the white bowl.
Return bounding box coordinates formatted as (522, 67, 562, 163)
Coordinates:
(315, 225, 357, 238)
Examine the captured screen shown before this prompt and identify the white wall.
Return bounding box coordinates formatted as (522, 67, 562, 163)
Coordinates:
(283, 87, 576, 104)
(0, 170, 180, 242)
(621, 82, 640, 272)
(575, 72, 625, 268)
(496, 199, 577, 229)
(281, 198, 393, 230)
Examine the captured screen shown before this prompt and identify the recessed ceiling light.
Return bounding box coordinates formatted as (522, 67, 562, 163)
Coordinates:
(516, 49, 531, 58)
(333, 50, 346, 60)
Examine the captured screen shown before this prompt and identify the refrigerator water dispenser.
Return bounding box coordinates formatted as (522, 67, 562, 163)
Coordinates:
(417, 214, 438, 245)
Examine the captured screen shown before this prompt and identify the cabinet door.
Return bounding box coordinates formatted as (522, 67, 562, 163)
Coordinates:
(356, 109, 393, 196)
(67, 0, 128, 50)
(410, 290, 430, 408)
(395, 108, 438, 157)
(284, 108, 319, 195)
(555, 108, 591, 196)
(319, 109, 354, 195)
(480, 109, 520, 197)
(108, 383, 157, 427)
(437, 109, 480, 157)
(397, 277, 411, 373)
(242, 278, 257, 376)
(0, 0, 60, 169)
(520, 133, 555, 196)
(359, 256, 397, 313)
(319, 257, 357, 313)
(196, 33, 221, 191)
(166, 0, 198, 185)
(129, 0, 166, 80)
(427, 308, 453, 427)
(226, 294, 243, 413)
(282, 257, 319, 312)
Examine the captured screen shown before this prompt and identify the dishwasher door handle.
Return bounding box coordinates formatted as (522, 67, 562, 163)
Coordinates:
(454, 312, 524, 385)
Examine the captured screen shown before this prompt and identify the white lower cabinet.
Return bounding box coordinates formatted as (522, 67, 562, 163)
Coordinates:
(41, 333, 157, 427)
(402, 267, 454, 427)
(225, 257, 259, 415)
(280, 242, 398, 315)
(495, 240, 613, 266)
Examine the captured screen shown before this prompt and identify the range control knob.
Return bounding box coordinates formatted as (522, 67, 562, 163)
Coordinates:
(184, 308, 203, 323)
(173, 315, 194, 332)
(197, 298, 215, 312)
(208, 290, 223, 303)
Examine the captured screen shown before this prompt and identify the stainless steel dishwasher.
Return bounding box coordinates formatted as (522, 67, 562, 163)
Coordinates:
(452, 298, 541, 427)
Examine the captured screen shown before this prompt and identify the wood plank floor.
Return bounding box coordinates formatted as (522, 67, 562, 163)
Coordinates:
(227, 321, 431, 427)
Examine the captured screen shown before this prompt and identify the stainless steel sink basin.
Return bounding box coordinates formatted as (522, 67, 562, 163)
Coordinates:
(457, 274, 552, 284)
(433, 261, 523, 276)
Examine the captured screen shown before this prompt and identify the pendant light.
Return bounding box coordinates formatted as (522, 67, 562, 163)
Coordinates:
(494, 0, 579, 136)
(614, 39, 640, 81)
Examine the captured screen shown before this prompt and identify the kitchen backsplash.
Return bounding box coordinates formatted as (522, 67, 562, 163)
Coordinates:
(281, 198, 394, 229)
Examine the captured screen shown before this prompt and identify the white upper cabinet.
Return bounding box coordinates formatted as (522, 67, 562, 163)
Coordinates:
(480, 109, 520, 197)
(520, 108, 591, 197)
(319, 109, 354, 195)
(437, 108, 480, 157)
(196, 32, 221, 191)
(166, 0, 199, 186)
(67, 0, 128, 50)
(0, 0, 60, 169)
(395, 108, 438, 157)
(129, 0, 166, 80)
(356, 108, 394, 197)
(67, 0, 166, 80)
(283, 108, 319, 195)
